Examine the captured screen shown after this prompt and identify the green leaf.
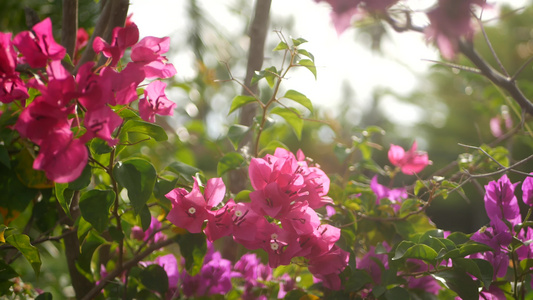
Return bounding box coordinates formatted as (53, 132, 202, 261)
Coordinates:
(140, 264, 169, 294)
(270, 107, 303, 140)
(140, 205, 152, 231)
(90, 138, 112, 155)
(453, 258, 493, 288)
(297, 49, 314, 62)
(398, 244, 438, 262)
(0, 145, 10, 168)
(273, 41, 288, 51)
(264, 66, 278, 88)
(227, 124, 249, 150)
(251, 70, 265, 86)
(0, 260, 18, 281)
(414, 180, 425, 196)
(292, 37, 308, 46)
(282, 90, 313, 112)
(261, 140, 289, 154)
(446, 232, 471, 245)
(228, 95, 257, 115)
(443, 242, 494, 259)
(384, 287, 410, 300)
(345, 269, 372, 292)
(55, 183, 74, 217)
(5, 233, 41, 276)
(35, 292, 53, 300)
(519, 258, 533, 273)
(76, 231, 107, 280)
(121, 119, 168, 142)
(297, 59, 317, 79)
(217, 152, 245, 176)
(234, 190, 251, 202)
(177, 233, 207, 276)
(432, 269, 479, 300)
(392, 241, 416, 260)
(113, 158, 157, 214)
(79, 189, 115, 232)
(165, 161, 201, 183)
(68, 165, 92, 190)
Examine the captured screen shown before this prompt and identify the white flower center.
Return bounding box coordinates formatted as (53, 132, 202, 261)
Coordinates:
(270, 242, 279, 251)
(188, 207, 196, 214)
(235, 210, 243, 217)
(271, 233, 278, 240)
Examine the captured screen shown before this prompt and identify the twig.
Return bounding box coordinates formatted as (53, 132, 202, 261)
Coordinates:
(81, 238, 175, 300)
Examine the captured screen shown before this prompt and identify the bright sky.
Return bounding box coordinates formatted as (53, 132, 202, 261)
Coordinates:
(129, 0, 529, 131)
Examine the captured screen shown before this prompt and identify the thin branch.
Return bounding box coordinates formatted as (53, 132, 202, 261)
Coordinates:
(81, 238, 175, 300)
(421, 59, 481, 74)
(511, 55, 533, 81)
(475, 9, 509, 77)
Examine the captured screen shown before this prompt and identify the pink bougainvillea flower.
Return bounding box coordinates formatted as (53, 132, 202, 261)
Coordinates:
(13, 18, 66, 68)
(130, 35, 176, 79)
(280, 201, 320, 236)
(388, 141, 430, 175)
(33, 127, 88, 183)
(204, 199, 235, 242)
(523, 174, 533, 206)
(0, 32, 28, 103)
(81, 105, 122, 146)
(484, 174, 521, 226)
(490, 107, 513, 138)
(315, 0, 361, 34)
(131, 216, 166, 243)
(166, 177, 225, 233)
(93, 22, 139, 67)
(425, 0, 486, 60)
(139, 80, 176, 122)
(250, 182, 292, 218)
(370, 176, 407, 212)
(307, 245, 349, 290)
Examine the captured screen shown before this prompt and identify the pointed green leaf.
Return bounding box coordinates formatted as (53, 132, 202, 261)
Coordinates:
(292, 37, 308, 46)
(121, 119, 168, 142)
(432, 269, 479, 300)
(217, 152, 245, 176)
(141, 264, 169, 294)
(264, 66, 278, 88)
(453, 258, 493, 289)
(140, 205, 152, 231)
(0, 260, 18, 281)
(55, 183, 74, 217)
(234, 190, 251, 202)
(113, 159, 157, 214)
(165, 161, 201, 183)
(79, 189, 115, 232)
(392, 241, 416, 260)
(68, 165, 92, 190)
(282, 90, 313, 112)
(400, 244, 438, 262)
(270, 107, 303, 140)
(5, 233, 41, 276)
(177, 232, 207, 276)
(0, 145, 10, 168)
(228, 95, 257, 115)
(273, 41, 288, 51)
(261, 140, 288, 154)
(251, 70, 265, 86)
(90, 138, 113, 155)
(296, 49, 314, 62)
(297, 59, 317, 79)
(76, 231, 107, 280)
(227, 124, 249, 150)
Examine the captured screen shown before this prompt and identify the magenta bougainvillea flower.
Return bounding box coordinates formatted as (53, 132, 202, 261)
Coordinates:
(483, 174, 521, 226)
(131, 216, 166, 243)
(370, 175, 407, 211)
(93, 22, 139, 67)
(12, 18, 66, 68)
(425, 0, 486, 60)
(32, 127, 88, 183)
(314, 0, 398, 34)
(139, 80, 176, 123)
(81, 105, 122, 146)
(166, 177, 225, 233)
(0, 32, 28, 103)
(388, 141, 430, 175)
(522, 174, 533, 206)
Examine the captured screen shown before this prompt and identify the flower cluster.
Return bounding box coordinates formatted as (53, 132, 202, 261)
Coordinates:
(469, 174, 533, 298)
(388, 141, 431, 175)
(165, 148, 349, 289)
(1, 17, 176, 182)
(142, 242, 295, 299)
